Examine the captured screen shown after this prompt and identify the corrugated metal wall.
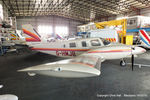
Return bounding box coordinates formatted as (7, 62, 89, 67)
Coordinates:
(16, 16, 84, 36)
(115, 8, 150, 19)
(96, 8, 150, 22)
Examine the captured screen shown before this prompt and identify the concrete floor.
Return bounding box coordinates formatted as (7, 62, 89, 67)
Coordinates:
(0, 50, 150, 100)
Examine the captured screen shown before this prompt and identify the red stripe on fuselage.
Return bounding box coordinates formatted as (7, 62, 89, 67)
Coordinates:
(31, 48, 90, 51)
(31, 48, 131, 53)
(88, 49, 131, 53)
(26, 38, 40, 42)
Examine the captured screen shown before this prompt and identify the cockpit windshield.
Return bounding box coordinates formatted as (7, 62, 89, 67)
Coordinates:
(101, 38, 111, 45)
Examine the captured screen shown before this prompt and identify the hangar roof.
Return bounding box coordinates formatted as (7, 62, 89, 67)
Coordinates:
(1, 0, 149, 22)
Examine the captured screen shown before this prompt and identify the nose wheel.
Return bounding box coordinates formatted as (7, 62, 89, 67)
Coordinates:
(120, 60, 126, 67)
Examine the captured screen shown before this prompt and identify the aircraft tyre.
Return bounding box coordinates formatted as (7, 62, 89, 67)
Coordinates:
(28, 72, 36, 76)
(120, 60, 126, 67)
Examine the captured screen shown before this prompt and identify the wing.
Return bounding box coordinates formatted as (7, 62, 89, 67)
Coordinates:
(18, 55, 103, 78)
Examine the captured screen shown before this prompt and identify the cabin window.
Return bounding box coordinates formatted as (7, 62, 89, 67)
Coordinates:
(102, 39, 111, 45)
(63, 44, 66, 48)
(69, 42, 76, 48)
(82, 41, 87, 47)
(91, 40, 101, 46)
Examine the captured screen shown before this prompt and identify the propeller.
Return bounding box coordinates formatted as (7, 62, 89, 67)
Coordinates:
(131, 47, 135, 71)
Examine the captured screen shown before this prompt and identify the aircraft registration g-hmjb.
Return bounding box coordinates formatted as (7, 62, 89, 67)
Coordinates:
(18, 24, 146, 78)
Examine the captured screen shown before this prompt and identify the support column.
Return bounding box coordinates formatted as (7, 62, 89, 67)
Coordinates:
(52, 15, 55, 38)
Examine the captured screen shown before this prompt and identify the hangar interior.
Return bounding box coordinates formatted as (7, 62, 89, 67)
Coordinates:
(0, 0, 150, 100)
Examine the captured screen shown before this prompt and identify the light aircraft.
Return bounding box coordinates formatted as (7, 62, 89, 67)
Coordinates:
(18, 24, 146, 78)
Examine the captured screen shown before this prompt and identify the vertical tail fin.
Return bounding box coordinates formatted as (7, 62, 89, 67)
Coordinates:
(139, 30, 150, 47)
(10, 33, 19, 40)
(22, 24, 41, 42)
(56, 33, 64, 40)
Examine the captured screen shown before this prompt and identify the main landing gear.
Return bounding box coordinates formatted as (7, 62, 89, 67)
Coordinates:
(120, 59, 126, 67)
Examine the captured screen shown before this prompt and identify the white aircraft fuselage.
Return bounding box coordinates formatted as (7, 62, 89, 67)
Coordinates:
(29, 38, 145, 60)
